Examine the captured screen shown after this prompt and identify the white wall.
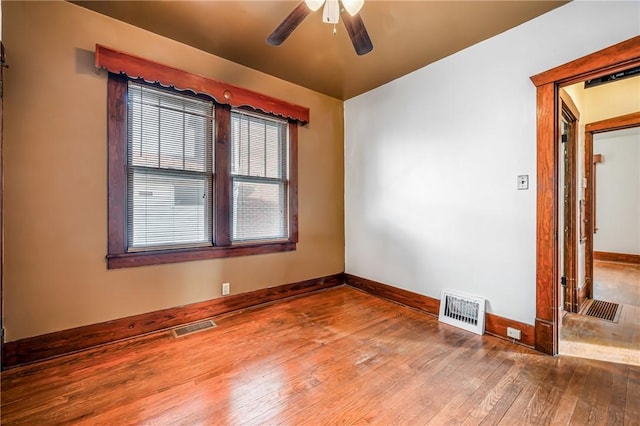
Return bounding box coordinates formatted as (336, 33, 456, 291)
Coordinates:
(344, 0, 640, 324)
(594, 128, 640, 255)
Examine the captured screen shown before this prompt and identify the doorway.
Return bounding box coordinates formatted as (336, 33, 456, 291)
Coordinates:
(560, 109, 640, 365)
(584, 112, 640, 298)
(530, 35, 640, 356)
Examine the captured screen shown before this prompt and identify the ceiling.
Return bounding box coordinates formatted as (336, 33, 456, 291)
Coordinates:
(73, 0, 568, 100)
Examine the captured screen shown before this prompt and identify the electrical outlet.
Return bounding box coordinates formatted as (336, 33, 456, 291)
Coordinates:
(507, 327, 521, 340)
(222, 282, 230, 296)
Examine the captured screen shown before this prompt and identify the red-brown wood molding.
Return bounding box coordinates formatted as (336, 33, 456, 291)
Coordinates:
(0, 41, 4, 367)
(586, 111, 640, 134)
(346, 274, 440, 316)
(594, 251, 640, 265)
(530, 36, 640, 87)
(2, 274, 343, 369)
(95, 45, 310, 125)
(345, 274, 535, 348)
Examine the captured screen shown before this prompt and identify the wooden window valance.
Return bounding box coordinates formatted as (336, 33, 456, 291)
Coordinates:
(95, 44, 309, 125)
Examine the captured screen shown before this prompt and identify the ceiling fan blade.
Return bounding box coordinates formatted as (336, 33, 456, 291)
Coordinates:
(267, 2, 312, 46)
(341, 10, 373, 56)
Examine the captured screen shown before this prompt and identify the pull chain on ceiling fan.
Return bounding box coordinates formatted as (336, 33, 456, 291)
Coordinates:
(266, 0, 373, 56)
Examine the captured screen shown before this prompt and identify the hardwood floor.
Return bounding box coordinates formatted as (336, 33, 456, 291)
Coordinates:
(592, 261, 640, 307)
(2, 286, 639, 425)
(561, 261, 640, 366)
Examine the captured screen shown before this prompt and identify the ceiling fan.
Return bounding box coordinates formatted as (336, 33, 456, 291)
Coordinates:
(267, 0, 373, 56)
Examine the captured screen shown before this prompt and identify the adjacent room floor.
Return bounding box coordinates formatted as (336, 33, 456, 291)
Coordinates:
(560, 260, 640, 366)
(2, 286, 638, 425)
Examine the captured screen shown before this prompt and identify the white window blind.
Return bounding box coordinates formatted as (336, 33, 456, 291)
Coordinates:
(231, 110, 289, 242)
(127, 82, 214, 250)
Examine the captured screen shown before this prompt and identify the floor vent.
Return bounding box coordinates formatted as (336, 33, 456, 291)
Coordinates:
(438, 289, 486, 335)
(580, 299, 621, 323)
(172, 320, 217, 338)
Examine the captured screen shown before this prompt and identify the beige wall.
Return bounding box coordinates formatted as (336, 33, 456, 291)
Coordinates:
(583, 76, 640, 123)
(566, 75, 640, 123)
(2, 1, 345, 341)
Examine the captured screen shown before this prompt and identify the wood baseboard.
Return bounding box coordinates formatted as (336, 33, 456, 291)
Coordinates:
(345, 274, 535, 348)
(593, 251, 640, 265)
(577, 282, 590, 310)
(534, 318, 554, 355)
(345, 274, 440, 316)
(2, 273, 344, 369)
(485, 313, 534, 347)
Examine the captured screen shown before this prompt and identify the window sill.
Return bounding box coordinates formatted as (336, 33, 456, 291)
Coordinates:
(107, 241, 296, 269)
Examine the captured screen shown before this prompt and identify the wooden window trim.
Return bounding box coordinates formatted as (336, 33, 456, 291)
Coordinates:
(215, 106, 232, 247)
(107, 241, 297, 269)
(105, 55, 302, 269)
(96, 45, 309, 124)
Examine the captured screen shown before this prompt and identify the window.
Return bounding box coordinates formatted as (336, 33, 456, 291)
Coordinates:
(231, 111, 289, 242)
(127, 82, 214, 250)
(106, 70, 302, 268)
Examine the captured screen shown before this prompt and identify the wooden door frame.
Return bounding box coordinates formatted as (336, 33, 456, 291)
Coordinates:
(0, 42, 4, 367)
(559, 90, 579, 314)
(530, 35, 640, 355)
(584, 112, 640, 307)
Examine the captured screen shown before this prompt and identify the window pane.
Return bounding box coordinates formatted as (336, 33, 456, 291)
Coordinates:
(232, 179, 288, 241)
(230, 110, 289, 242)
(128, 83, 213, 173)
(231, 112, 287, 179)
(126, 82, 214, 250)
(128, 169, 212, 249)
(248, 118, 266, 177)
(265, 124, 282, 178)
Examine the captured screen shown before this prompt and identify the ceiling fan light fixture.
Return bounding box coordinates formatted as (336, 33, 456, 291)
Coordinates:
(341, 0, 364, 16)
(267, 0, 373, 55)
(304, 0, 325, 12)
(322, 0, 340, 24)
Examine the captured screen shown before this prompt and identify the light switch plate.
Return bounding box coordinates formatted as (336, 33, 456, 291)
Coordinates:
(517, 175, 529, 190)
